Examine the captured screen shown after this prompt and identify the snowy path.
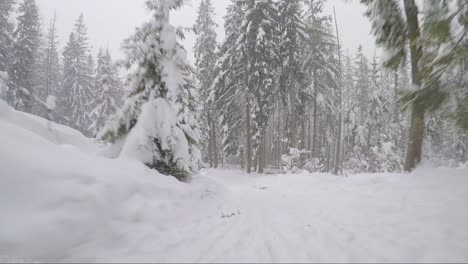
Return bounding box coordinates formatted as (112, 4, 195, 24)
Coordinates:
(114, 168, 468, 263)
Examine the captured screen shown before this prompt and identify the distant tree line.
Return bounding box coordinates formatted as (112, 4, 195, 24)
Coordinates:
(0, 0, 123, 136)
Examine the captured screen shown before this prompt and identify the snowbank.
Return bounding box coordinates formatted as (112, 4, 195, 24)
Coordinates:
(0, 104, 228, 262)
(0, 99, 95, 152)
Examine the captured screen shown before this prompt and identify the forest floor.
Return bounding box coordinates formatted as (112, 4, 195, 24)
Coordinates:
(1, 100, 468, 263)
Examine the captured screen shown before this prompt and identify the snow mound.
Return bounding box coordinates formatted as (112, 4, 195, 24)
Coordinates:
(0, 105, 228, 262)
(0, 99, 95, 152)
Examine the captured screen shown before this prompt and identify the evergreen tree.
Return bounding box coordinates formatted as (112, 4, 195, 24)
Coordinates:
(100, 0, 201, 181)
(239, 0, 279, 173)
(194, 0, 219, 168)
(301, 0, 338, 163)
(8, 0, 41, 113)
(212, 0, 249, 171)
(0, 0, 15, 73)
(277, 0, 305, 150)
(361, 0, 467, 171)
(60, 14, 94, 134)
(34, 14, 61, 119)
(88, 48, 122, 136)
(0, 0, 15, 100)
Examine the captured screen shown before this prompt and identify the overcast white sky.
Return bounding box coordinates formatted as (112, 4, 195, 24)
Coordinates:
(36, 0, 377, 64)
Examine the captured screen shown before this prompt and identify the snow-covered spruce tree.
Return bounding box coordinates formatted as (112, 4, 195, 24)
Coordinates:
(60, 14, 95, 134)
(99, 0, 201, 181)
(238, 0, 279, 173)
(34, 15, 62, 119)
(212, 0, 249, 171)
(300, 0, 338, 166)
(8, 0, 41, 113)
(0, 0, 15, 100)
(194, 0, 219, 168)
(178, 69, 203, 173)
(277, 0, 306, 151)
(88, 48, 123, 136)
(0, 0, 15, 71)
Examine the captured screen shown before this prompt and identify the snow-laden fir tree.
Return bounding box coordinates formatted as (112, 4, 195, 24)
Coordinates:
(212, 0, 249, 171)
(60, 14, 95, 134)
(237, 0, 279, 173)
(277, 0, 305, 150)
(88, 48, 122, 136)
(0, 0, 15, 100)
(300, 0, 338, 162)
(178, 69, 203, 173)
(34, 15, 61, 119)
(99, 0, 201, 181)
(193, 0, 219, 168)
(8, 0, 41, 113)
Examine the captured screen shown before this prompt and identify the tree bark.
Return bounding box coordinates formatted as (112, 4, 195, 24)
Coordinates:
(246, 101, 252, 174)
(312, 95, 318, 158)
(403, 0, 425, 172)
(207, 112, 213, 168)
(208, 112, 219, 168)
(259, 130, 266, 174)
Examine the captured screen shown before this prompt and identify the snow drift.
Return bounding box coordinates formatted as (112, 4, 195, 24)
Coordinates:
(0, 100, 227, 262)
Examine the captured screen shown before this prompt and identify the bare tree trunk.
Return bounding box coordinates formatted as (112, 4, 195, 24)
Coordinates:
(207, 112, 214, 168)
(246, 101, 252, 174)
(240, 148, 245, 170)
(403, 0, 425, 172)
(211, 116, 219, 168)
(405, 106, 425, 170)
(333, 7, 343, 175)
(312, 95, 318, 157)
(259, 132, 265, 174)
(393, 70, 399, 122)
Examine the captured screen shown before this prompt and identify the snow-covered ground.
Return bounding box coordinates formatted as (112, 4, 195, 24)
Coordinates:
(1, 101, 468, 263)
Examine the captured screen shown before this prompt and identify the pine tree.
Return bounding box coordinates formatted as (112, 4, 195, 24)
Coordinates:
(88, 48, 122, 136)
(60, 14, 95, 134)
(301, 0, 338, 163)
(8, 0, 41, 113)
(277, 0, 305, 150)
(212, 0, 249, 171)
(194, 0, 219, 168)
(361, 0, 467, 171)
(100, 0, 200, 181)
(0, 0, 15, 100)
(239, 0, 279, 173)
(178, 69, 203, 173)
(34, 14, 61, 119)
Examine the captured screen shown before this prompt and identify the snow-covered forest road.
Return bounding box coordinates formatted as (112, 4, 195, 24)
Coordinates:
(137, 168, 468, 263)
(1, 101, 468, 263)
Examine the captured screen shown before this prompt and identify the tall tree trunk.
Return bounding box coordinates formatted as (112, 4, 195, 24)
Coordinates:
(403, 0, 425, 172)
(393, 70, 399, 122)
(208, 112, 219, 168)
(259, 130, 266, 174)
(240, 148, 245, 170)
(246, 101, 252, 174)
(307, 103, 312, 158)
(288, 71, 297, 150)
(333, 7, 343, 175)
(405, 106, 425, 171)
(312, 95, 318, 157)
(253, 151, 258, 172)
(207, 112, 214, 168)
